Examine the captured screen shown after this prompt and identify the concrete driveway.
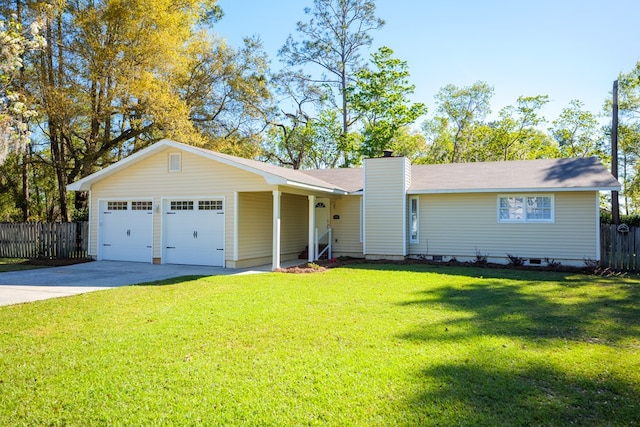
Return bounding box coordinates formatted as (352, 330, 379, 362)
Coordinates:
(0, 260, 278, 307)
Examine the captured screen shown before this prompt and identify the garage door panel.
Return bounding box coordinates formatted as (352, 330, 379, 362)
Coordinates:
(164, 199, 225, 267)
(99, 201, 153, 263)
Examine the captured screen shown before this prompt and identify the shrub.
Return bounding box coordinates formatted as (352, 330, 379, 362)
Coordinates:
(583, 258, 600, 269)
(474, 249, 488, 265)
(506, 254, 524, 266)
(544, 258, 562, 268)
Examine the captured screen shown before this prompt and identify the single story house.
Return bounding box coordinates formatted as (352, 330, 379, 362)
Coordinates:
(67, 139, 621, 270)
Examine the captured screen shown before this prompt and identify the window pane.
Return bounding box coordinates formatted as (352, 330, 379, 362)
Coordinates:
(131, 201, 152, 211)
(410, 198, 418, 242)
(199, 200, 223, 210)
(499, 197, 524, 220)
(107, 201, 128, 210)
(526, 196, 551, 220)
(170, 201, 194, 210)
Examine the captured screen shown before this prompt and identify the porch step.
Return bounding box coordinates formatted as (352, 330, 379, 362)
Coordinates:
(298, 245, 328, 260)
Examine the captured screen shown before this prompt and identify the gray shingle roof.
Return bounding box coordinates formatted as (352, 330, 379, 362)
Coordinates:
(300, 168, 364, 193)
(67, 139, 619, 194)
(408, 157, 620, 193)
(301, 157, 620, 194)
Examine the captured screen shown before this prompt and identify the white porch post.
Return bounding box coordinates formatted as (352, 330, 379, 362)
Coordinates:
(233, 192, 239, 263)
(308, 195, 316, 262)
(272, 190, 281, 270)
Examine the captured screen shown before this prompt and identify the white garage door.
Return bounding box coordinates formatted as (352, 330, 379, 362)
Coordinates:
(163, 199, 225, 266)
(99, 200, 153, 262)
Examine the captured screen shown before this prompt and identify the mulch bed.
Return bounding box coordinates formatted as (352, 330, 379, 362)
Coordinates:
(277, 257, 623, 276)
(19, 258, 94, 267)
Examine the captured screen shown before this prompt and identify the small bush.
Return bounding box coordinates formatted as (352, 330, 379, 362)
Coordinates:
(474, 250, 488, 265)
(583, 257, 600, 269)
(544, 258, 562, 268)
(506, 254, 524, 266)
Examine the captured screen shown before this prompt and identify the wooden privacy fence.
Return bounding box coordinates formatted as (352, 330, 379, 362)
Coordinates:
(600, 223, 640, 272)
(0, 222, 88, 259)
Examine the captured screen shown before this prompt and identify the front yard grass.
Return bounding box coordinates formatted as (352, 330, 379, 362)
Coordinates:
(0, 264, 638, 426)
(0, 258, 47, 272)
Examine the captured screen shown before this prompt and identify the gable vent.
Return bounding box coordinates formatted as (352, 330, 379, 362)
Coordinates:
(169, 152, 181, 172)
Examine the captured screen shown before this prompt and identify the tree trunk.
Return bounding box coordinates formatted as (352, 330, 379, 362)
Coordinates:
(21, 147, 30, 221)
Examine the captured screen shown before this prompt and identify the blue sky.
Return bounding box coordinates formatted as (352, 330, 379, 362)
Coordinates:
(213, 0, 639, 124)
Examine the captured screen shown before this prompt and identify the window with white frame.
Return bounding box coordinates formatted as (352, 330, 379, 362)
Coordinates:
(409, 197, 419, 243)
(498, 195, 554, 223)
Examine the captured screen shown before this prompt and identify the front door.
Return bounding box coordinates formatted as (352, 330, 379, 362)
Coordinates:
(315, 198, 330, 237)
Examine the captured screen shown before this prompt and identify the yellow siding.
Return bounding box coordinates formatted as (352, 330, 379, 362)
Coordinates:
(330, 195, 363, 257)
(364, 157, 409, 257)
(409, 192, 598, 264)
(280, 193, 309, 258)
(89, 148, 272, 264)
(237, 192, 272, 262)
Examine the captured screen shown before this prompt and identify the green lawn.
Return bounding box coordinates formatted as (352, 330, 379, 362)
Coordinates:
(0, 258, 46, 272)
(0, 264, 638, 426)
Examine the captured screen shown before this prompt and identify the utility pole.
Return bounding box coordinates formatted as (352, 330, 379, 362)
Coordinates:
(611, 80, 620, 225)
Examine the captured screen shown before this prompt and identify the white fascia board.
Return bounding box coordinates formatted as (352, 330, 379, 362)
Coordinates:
(408, 186, 621, 195)
(284, 180, 348, 194)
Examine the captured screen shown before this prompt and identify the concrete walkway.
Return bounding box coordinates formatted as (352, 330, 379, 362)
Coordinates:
(0, 260, 303, 307)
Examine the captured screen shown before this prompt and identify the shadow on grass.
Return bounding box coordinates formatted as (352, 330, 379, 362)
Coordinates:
(397, 278, 640, 346)
(380, 263, 640, 426)
(131, 275, 208, 287)
(404, 361, 640, 426)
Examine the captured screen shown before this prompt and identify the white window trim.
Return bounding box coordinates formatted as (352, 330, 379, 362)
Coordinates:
(409, 196, 419, 243)
(497, 194, 555, 223)
(359, 197, 364, 243)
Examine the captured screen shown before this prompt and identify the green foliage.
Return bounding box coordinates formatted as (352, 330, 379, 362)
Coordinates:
(0, 0, 272, 220)
(278, 0, 384, 166)
(612, 62, 640, 213)
(348, 46, 426, 159)
(425, 81, 494, 163)
(550, 99, 607, 159)
(0, 265, 638, 425)
(187, 35, 272, 158)
(600, 209, 640, 226)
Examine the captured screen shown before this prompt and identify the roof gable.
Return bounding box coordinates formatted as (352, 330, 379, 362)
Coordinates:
(67, 139, 347, 193)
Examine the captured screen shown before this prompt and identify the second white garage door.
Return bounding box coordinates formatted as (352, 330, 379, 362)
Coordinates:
(163, 199, 225, 266)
